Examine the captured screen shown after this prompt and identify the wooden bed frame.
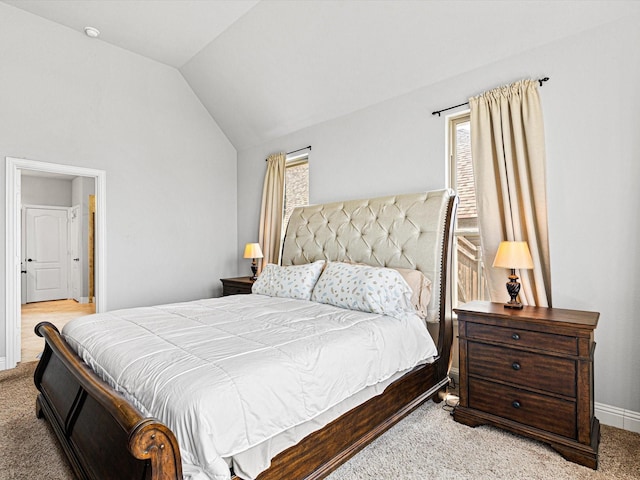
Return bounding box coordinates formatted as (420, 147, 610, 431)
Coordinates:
(34, 190, 457, 480)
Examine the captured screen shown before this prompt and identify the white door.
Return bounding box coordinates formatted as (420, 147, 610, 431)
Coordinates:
(70, 206, 81, 302)
(25, 207, 69, 303)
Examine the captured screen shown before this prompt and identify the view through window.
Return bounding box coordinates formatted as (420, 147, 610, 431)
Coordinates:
(283, 157, 309, 237)
(448, 114, 489, 307)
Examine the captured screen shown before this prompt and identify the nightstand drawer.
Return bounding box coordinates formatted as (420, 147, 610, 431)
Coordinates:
(468, 342, 576, 397)
(466, 322, 578, 355)
(469, 378, 576, 438)
(224, 284, 252, 296)
(220, 277, 255, 296)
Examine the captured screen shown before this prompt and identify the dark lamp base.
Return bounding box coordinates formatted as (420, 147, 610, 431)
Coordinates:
(250, 260, 258, 281)
(504, 301, 524, 309)
(504, 270, 523, 309)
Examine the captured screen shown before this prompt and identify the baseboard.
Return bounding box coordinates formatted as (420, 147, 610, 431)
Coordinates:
(0, 356, 6, 371)
(596, 402, 640, 433)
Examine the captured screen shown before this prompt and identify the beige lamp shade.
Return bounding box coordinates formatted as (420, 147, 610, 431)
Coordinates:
(492, 241, 534, 270)
(243, 243, 264, 259)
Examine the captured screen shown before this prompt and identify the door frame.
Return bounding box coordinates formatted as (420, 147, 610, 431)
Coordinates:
(69, 205, 81, 303)
(5, 157, 107, 369)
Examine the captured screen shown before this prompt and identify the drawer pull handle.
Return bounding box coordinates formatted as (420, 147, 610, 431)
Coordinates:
(512, 333, 520, 340)
(512, 400, 521, 409)
(512, 362, 521, 371)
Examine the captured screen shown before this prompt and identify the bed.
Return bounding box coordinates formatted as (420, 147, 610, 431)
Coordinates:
(33, 188, 457, 480)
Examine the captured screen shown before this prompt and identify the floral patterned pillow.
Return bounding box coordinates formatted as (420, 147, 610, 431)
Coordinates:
(311, 262, 415, 318)
(252, 260, 325, 300)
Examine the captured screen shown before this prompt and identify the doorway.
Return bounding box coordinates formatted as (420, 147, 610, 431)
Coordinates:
(4, 157, 107, 370)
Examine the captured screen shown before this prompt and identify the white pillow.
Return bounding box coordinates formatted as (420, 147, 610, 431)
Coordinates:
(344, 262, 432, 319)
(252, 260, 325, 300)
(311, 262, 415, 318)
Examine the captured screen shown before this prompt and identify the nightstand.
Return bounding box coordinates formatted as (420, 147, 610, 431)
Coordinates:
(220, 276, 255, 296)
(453, 301, 600, 469)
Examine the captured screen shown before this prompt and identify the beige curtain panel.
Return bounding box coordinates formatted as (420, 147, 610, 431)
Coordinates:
(258, 152, 287, 270)
(469, 79, 552, 307)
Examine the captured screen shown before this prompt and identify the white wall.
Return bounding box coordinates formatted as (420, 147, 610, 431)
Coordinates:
(238, 15, 640, 414)
(21, 176, 73, 207)
(0, 4, 238, 358)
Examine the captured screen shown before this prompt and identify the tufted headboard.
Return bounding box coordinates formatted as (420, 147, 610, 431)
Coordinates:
(281, 189, 458, 329)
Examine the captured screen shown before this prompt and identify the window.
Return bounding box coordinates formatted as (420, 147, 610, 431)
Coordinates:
(283, 156, 309, 236)
(447, 113, 489, 307)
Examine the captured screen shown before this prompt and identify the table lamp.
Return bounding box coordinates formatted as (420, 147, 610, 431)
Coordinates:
(243, 243, 264, 280)
(492, 241, 533, 309)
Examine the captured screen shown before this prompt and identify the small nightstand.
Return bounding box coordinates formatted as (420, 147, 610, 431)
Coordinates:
(220, 276, 255, 296)
(453, 301, 600, 469)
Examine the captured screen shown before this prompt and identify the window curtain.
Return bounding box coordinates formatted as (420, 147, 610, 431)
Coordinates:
(258, 152, 287, 271)
(469, 79, 552, 307)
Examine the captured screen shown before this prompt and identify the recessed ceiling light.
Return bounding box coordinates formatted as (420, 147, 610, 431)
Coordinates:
(84, 26, 100, 38)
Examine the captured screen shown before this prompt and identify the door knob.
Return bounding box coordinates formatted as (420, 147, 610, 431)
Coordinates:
(74, 258, 80, 261)
(27, 258, 34, 262)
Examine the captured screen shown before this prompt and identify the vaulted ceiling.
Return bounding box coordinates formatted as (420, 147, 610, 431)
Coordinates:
(4, 0, 639, 151)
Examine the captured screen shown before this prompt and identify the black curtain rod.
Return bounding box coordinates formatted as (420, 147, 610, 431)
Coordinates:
(265, 145, 312, 161)
(431, 77, 550, 117)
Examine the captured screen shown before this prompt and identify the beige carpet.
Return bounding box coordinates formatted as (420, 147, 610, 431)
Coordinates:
(326, 400, 640, 480)
(1, 362, 639, 480)
(0, 362, 74, 479)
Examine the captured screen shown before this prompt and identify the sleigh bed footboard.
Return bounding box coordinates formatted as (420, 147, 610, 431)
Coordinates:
(34, 321, 182, 480)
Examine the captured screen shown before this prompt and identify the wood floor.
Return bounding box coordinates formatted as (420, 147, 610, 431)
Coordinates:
(21, 299, 95, 362)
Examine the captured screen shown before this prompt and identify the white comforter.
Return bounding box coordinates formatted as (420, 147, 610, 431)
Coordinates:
(62, 294, 438, 480)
